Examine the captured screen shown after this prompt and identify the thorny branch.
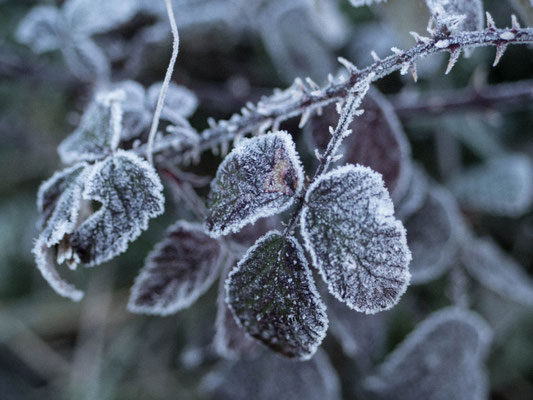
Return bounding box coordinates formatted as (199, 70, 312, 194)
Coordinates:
(134, 23, 533, 165)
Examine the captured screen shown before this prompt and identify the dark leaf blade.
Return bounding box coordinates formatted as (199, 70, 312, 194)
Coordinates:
(364, 308, 492, 400)
(301, 164, 411, 314)
(128, 221, 224, 316)
(405, 185, 462, 284)
(206, 131, 304, 237)
(461, 237, 533, 306)
(58, 90, 122, 164)
(450, 153, 533, 217)
(204, 350, 340, 400)
(70, 150, 164, 265)
(226, 231, 328, 360)
(307, 88, 411, 201)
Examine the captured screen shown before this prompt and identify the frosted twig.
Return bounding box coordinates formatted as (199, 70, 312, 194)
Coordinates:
(146, 0, 180, 165)
(137, 25, 533, 164)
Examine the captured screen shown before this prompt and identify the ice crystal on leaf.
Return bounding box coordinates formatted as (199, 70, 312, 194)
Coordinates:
(203, 350, 340, 400)
(33, 238, 85, 302)
(307, 88, 411, 201)
(300, 164, 411, 314)
(405, 185, 461, 284)
(205, 131, 303, 237)
(226, 231, 328, 360)
(69, 151, 164, 265)
(128, 221, 224, 316)
(461, 237, 533, 306)
(58, 91, 124, 165)
(364, 307, 492, 400)
(37, 163, 89, 246)
(450, 153, 533, 217)
(110, 81, 150, 141)
(33, 163, 90, 301)
(425, 0, 484, 32)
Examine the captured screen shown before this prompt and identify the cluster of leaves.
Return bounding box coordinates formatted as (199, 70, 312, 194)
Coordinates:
(15, 0, 533, 398)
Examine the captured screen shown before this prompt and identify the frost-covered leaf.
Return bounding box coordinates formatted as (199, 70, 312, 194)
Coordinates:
(364, 307, 492, 400)
(395, 165, 429, 220)
(112, 81, 150, 141)
(461, 237, 533, 306)
(307, 88, 411, 201)
(301, 164, 411, 314)
(37, 163, 89, 245)
(450, 154, 533, 217)
(323, 289, 386, 369)
(214, 259, 258, 359)
(128, 221, 223, 316)
(257, 1, 336, 82)
(203, 350, 340, 400)
(62, 0, 139, 36)
(16, 6, 66, 53)
(58, 91, 123, 165)
(349, 0, 387, 7)
(147, 82, 198, 121)
(405, 185, 461, 284)
(70, 150, 164, 265)
(226, 231, 328, 360)
(33, 238, 84, 302)
(425, 0, 484, 32)
(33, 163, 90, 301)
(61, 38, 111, 82)
(205, 131, 303, 237)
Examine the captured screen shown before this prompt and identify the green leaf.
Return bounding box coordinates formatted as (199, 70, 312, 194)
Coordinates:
(226, 231, 328, 360)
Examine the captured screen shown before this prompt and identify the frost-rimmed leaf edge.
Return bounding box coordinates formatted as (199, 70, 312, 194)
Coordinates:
(206, 130, 305, 238)
(300, 163, 412, 314)
(127, 220, 224, 316)
(225, 230, 329, 360)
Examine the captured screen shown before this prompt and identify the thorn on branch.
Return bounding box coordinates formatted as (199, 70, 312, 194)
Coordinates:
(486, 12, 496, 30)
(446, 48, 462, 75)
(511, 15, 521, 31)
(410, 63, 418, 82)
(493, 43, 508, 67)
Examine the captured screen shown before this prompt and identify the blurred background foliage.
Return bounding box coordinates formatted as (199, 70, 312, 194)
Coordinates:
(1, 0, 533, 399)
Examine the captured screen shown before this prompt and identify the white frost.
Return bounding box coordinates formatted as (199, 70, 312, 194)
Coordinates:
(205, 131, 304, 237)
(300, 164, 411, 314)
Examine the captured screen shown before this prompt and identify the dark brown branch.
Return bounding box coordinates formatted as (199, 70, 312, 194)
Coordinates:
(391, 79, 533, 118)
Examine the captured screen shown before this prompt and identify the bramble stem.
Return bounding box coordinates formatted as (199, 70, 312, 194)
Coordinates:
(137, 25, 533, 164)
